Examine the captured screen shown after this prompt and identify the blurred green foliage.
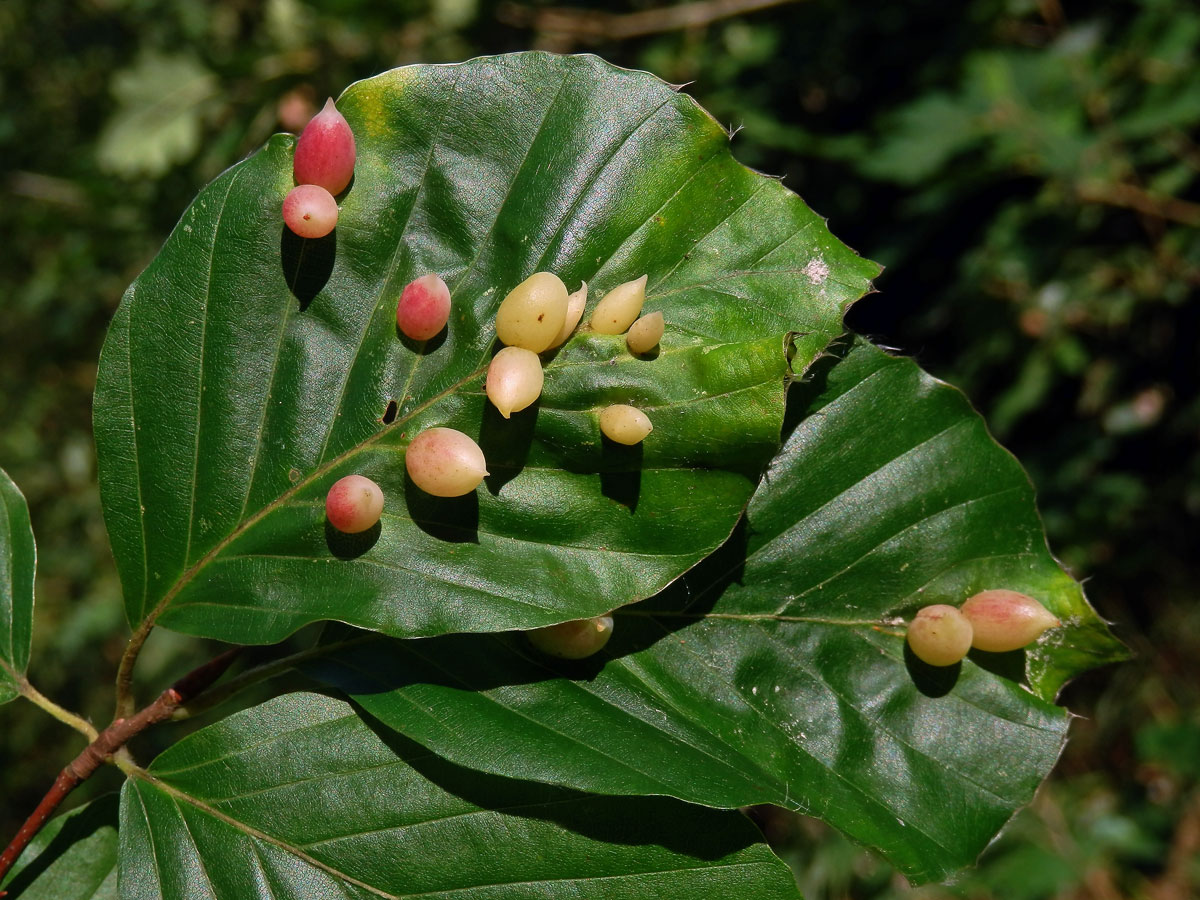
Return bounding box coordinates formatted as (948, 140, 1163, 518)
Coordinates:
(1, 0, 1196, 896)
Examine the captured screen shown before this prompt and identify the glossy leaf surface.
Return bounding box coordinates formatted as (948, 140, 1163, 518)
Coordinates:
(94, 52, 878, 645)
(0, 796, 119, 900)
(0, 466, 35, 705)
(118, 691, 802, 900)
(307, 340, 1125, 883)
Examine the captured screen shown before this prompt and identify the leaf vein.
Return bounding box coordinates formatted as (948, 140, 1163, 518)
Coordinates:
(450, 65, 574, 318)
(322, 68, 463, 464)
(183, 168, 245, 569)
(133, 770, 401, 900)
(529, 92, 680, 277)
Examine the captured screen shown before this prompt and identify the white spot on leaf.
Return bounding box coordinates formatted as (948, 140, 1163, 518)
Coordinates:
(803, 257, 830, 285)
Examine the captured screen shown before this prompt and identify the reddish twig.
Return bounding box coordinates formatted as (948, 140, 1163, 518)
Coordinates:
(0, 648, 241, 890)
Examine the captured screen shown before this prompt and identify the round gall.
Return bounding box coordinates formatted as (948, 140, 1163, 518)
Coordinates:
(325, 475, 384, 534)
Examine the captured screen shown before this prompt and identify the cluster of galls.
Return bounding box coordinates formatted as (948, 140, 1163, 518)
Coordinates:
(282, 100, 355, 239)
(288, 103, 667, 659)
(387, 269, 660, 500)
(906, 590, 1061, 666)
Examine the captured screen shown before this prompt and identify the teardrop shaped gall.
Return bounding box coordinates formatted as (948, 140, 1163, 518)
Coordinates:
(405, 427, 488, 497)
(960, 590, 1061, 652)
(590, 275, 647, 334)
(495, 272, 568, 352)
(486, 346, 544, 418)
(626, 311, 664, 355)
(599, 405, 652, 445)
(293, 98, 357, 195)
(549, 282, 588, 349)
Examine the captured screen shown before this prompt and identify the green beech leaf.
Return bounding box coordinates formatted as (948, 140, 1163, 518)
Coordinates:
(0, 795, 119, 900)
(97, 52, 217, 178)
(0, 465, 35, 705)
(305, 339, 1125, 883)
(94, 52, 878, 645)
(118, 691, 802, 900)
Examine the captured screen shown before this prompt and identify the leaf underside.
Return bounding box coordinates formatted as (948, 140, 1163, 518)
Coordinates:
(118, 692, 803, 900)
(305, 340, 1125, 883)
(93, 52, 878, 647)
(0, 465, 35, 705)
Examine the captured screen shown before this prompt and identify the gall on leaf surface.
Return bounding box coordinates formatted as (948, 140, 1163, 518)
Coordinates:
(0, 465, 36, 706)
(306, 340, 1126, 883)
(117, 692, 804, 900)
(93, 53, 878, 645)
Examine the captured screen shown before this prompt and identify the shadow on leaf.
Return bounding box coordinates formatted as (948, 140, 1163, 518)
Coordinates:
(968, 646, 1028, 685)
(781, 335, 849, 444)
(325, 519, 381, 559)
(599, 439, 643, 513)
(479, 397, 538, 495)
(280, 226, 336, 310)
(404, 472, 480, 543)
(397, 324, 448, 356)
(305, 518, 750, 699)
(903, 643, 961, 697)
(354, 704, 766, 861)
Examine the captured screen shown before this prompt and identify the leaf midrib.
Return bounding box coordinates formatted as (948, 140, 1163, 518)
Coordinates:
(134, 362, 489, 638)
(319, 67, 463, 467)
(130, 772, 398, 900)
(135, 764, 779, 899)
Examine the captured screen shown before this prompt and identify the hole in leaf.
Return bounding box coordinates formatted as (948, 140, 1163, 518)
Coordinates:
(382, 400, 398, 424)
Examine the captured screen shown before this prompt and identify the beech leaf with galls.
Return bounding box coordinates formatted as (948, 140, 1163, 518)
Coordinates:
(93, 53, 878, 646)
(305, 339, 1128, 884)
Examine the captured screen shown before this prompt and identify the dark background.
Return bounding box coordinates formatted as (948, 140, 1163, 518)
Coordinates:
(1, 1, 1197, 896)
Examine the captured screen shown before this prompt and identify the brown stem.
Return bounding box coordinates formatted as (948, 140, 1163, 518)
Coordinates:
(0, 648, 241, 890)
(498, 0, 804, 43)
(1077, 180, 1200, 228)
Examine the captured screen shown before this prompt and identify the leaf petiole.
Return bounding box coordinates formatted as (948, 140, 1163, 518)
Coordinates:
(16, 677, 98, 742)
(0, 647, 242, 885)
